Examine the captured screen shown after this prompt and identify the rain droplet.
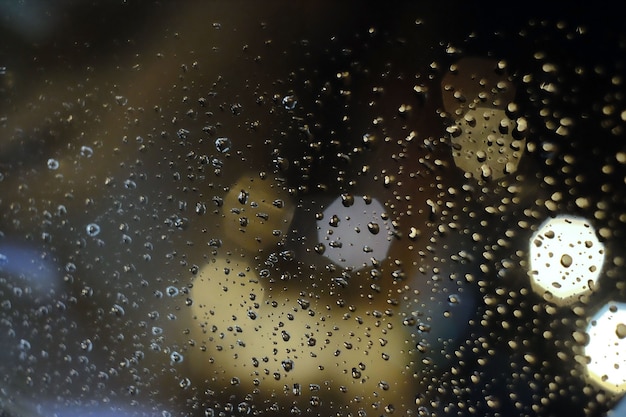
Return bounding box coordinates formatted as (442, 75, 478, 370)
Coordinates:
(237, 402, 251, 414)
(238, 189, 249, 204)
(367, 222, 380, 234)
(480, 163, 492, 179)
(179, 377, 191, 389)
(86, 223, 101, 237)
(111, 304, 125, 316)
(282, 95, 297, 110)
(170, 351, 184, 364)
(560, 254, 573, 268)
(341, 193, 354, 207)
(80, 146, 94, 158)
(80, 339, 93, 352)
(115, 95, 128, 106)
(282, 359, 294, 371)
(47, 158, 59, 170)
(616, 323, 626, 339)
(215, 137, 232, 153)
(18, 339, 31, 351)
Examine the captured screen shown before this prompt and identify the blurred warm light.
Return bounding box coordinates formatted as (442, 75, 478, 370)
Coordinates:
(450, 107, 525, 180)
(585, 302, 626, 393)
(441, 57, 524, 181)
(316, 196, 391, 270)
(190, 257, 413, 409)
(529, 216, 604, 304)
(222, 174, 295, 252)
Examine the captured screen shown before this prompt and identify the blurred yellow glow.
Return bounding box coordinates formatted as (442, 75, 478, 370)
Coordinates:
(529, 216, 604, 304)
(450, 107, 525, 180)
(221, 174, 295, 252)
(189, 258, 414, 410)
(585, 302, 626, 393)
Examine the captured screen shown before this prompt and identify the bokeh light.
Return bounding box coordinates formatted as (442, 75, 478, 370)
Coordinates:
(529, 216, 605, 304)
(316, 196, 392, 270)
(450, 107, 526, 180)
(585, 302, 626, 393)
(222, 174, 295, 252)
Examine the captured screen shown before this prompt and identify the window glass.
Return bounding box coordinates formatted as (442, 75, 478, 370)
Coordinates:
(1, 2, 625, 416)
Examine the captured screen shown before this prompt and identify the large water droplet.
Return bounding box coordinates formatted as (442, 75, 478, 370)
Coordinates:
(86, 223, 101, 237)
(215, 137, 232, 153)
(47, 158, 59, 170)
(282, 95, 297, 110)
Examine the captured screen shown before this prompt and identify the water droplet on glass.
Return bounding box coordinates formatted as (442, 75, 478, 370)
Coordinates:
(166, 286, 179, 297)
(341, 193, 354, 207)
(80, 339, 93, 352)
(238, 189, 249, 204)
(111, 304, 125, 316)
(282, 95, 297, 110)
(314, 243, 326, 254)
(47, 158, 59, 170)
(237, 402, 251, 414)
(170, 351, 184, 364)
(115, 95, 128, 106)
(18, 339, 31, 351)
(215, 137, 232, 153)
(80, 146, 93, 158)
(560, 254, 573, 268)
(86, 223, 101, 237)
(282, 359, 294, 371)
(179, 377, 191, 389)
(448, 294, 461, 305)
(367, 222, 380, 234)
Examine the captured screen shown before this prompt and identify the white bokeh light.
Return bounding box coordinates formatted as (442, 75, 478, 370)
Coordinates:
(529, 215, 605, 304)
(316, 196, 392, 270)
(585, 302, 626, 393)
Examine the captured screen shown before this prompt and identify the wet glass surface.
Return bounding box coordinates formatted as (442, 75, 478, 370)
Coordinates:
(1, 2, 625, 416)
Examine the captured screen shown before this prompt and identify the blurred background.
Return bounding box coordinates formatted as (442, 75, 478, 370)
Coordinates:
(0, 1, 625, 416)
